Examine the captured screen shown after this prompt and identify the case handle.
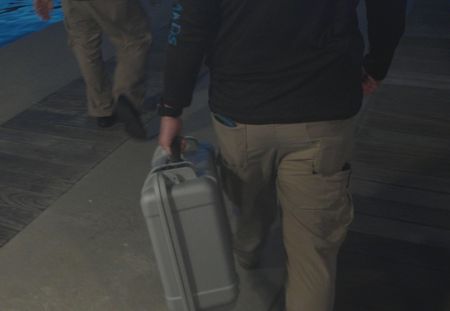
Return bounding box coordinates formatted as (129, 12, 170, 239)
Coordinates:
(169, 136, 183, 163)
(150, 136, 200, 172)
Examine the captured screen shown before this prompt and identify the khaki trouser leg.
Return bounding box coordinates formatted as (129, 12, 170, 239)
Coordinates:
(213, 117, 278, 262)
(90, 0, 152, 111)
(277, 120, 353, 311)
(213, 120, 277, 260)
(62, 0, 113, 117)
(62, 0, 151, 116)
(213, 116, 354, 311)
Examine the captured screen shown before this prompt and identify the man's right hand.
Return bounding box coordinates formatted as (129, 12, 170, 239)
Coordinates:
(34, 0, 53, 21)
(158, 116, 183, 155)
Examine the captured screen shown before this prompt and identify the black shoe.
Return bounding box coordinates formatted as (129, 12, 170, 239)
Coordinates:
(96, 115, 117, 128)
(116, 95, 147, 140)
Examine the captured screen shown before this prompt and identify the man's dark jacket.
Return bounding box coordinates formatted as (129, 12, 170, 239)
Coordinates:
(161, 0, 406, 124)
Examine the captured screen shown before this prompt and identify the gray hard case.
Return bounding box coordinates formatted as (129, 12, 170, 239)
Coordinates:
(140, 138, 239, 311)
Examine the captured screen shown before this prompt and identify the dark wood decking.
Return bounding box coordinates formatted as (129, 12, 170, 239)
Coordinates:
(0, 36, 164, 246)
(336, 0, 450, 309)
(336, 232, 450, 311)
(350, 0, 450, 248)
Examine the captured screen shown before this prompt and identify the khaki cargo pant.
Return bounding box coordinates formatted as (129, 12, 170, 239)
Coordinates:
(213, 116, 354, 311)
(62, 0, 151, 117)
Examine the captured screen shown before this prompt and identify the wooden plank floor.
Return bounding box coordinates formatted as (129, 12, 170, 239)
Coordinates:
(336, 232, 450, 311)
(0, 33, 164, 246)
(337, 0, 450, 309)
(351, 0, 450, 247)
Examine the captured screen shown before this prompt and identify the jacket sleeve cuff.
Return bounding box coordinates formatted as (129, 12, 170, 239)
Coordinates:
(157, 101, 183, 117)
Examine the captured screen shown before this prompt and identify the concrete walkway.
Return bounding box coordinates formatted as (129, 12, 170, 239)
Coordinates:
(0, 72, 285, 310)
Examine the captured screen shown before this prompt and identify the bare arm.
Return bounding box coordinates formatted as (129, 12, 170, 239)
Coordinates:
(34, 0, 53, 21)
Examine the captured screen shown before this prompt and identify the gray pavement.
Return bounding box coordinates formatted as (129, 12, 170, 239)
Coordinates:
(0, 75, 285, 311)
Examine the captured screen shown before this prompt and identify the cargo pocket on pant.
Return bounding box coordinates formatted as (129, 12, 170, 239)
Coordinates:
(315, 166, 353, 242)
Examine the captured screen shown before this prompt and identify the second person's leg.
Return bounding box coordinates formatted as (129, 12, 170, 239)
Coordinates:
(91, 0, 152, 111)
(62, 0, 114, 119)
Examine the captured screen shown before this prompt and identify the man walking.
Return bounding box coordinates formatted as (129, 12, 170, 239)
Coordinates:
(158, 1, 406, 310)
(34, 0, 150, 134)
